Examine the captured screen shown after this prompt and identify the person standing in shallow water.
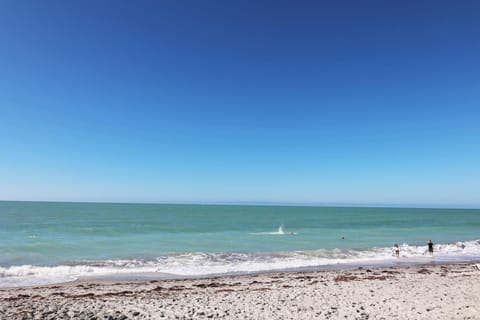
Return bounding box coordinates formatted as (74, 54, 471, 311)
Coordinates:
(393, 244, 400, 258)
(428, 240, 434, 256)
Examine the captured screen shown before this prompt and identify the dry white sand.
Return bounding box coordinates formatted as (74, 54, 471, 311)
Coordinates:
(1, 262, 480, 320)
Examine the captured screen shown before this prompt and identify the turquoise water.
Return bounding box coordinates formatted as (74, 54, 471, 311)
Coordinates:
(1, 201, 479, 286)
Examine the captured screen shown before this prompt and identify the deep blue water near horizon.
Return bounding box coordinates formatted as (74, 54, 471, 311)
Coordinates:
(1, 201, 479, 287)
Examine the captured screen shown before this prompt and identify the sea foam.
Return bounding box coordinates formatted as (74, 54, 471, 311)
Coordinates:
(1, 239, 479, 288)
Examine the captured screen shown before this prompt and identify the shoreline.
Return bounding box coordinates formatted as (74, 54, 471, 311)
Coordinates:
(2, 254, 480, 290)
(66, 256, 480, 286)
(2, 261, 480, 319)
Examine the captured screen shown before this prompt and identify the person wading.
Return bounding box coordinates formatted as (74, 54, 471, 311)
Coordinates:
(428, 240, 434, 256)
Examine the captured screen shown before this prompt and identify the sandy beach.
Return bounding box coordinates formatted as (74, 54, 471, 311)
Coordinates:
(1, 262, 480, 320)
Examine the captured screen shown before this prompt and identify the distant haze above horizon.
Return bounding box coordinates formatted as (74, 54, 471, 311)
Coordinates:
(0, 200, 479, 210)
(1, 1, 479, 207)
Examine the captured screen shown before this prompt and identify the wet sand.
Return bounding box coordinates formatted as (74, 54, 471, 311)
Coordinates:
(1, 262, 480, 319)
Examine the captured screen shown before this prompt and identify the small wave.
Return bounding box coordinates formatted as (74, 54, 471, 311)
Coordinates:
(252, 225, 297, 235)
(1, 239, 479, 288)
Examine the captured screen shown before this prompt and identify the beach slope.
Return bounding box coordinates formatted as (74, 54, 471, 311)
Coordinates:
(1, 263, 480, 320)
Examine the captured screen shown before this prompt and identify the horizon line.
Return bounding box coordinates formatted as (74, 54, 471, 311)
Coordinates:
(1, 199, 479, 210)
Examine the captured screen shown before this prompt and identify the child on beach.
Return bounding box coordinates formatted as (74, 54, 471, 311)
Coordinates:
(393, 244, 400, 258)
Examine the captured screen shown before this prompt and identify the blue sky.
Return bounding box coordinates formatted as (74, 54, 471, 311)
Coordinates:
(1, 1, 479, 207)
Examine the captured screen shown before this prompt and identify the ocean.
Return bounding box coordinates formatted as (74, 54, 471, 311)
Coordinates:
(1, 201, 479, 287)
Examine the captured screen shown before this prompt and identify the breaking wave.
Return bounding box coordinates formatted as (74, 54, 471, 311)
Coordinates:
(1, 239, 479, 288)
(251, 225, 297, 235)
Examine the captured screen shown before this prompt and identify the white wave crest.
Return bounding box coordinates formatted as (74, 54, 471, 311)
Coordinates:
(251, 225, 297, 235)
(1, 239, 479, 288)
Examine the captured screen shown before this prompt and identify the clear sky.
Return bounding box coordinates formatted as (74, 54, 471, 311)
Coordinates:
(1, 1, 479, 207)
